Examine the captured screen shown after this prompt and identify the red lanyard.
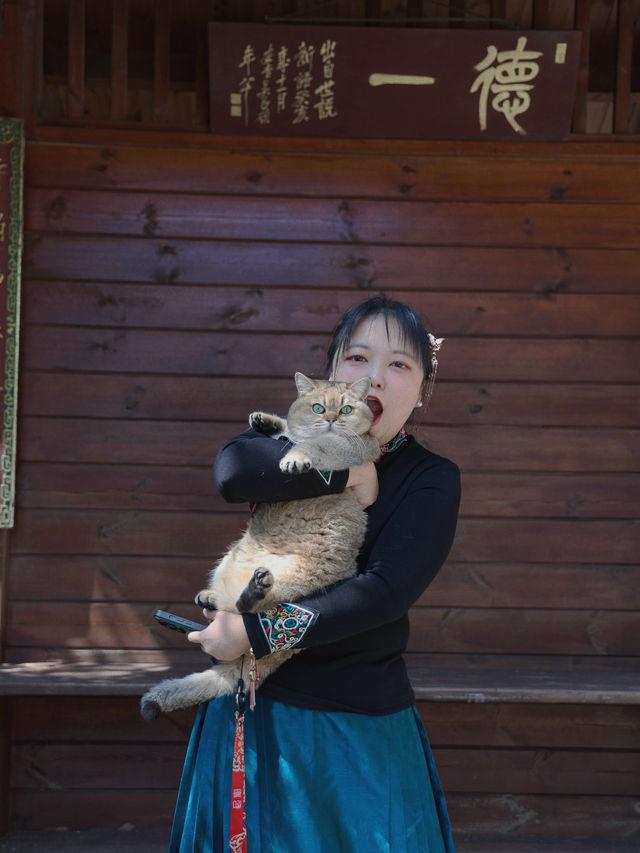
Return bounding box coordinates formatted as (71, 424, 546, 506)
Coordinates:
(229, 678, 247, 853)
(229, 654, 258, 852)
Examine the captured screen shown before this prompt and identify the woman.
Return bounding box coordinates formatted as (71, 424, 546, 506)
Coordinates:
(170, 296, 460, 852)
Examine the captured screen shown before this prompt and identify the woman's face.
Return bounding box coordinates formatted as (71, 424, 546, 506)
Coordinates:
(331, 315, 425, 445)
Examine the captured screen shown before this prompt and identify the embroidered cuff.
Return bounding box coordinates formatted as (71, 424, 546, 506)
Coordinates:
(259, 603, 319, 654)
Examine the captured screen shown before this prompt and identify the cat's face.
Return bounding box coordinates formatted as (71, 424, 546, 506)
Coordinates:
(285, 373, 373, 441)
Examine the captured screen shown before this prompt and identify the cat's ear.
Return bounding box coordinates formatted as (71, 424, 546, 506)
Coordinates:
(294, 372, 317, 397)
(349, 377, 371, 400)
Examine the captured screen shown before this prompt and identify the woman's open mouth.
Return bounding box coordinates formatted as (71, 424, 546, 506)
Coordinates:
(366, 396, 383, 424)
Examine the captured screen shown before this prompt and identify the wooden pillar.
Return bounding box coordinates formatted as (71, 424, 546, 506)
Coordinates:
(572, 0, 591, 134)
(111, 0, 128, 121)
(67, 0, 86, 119)
(153, 0, 171, 123)
(614, 0, 633, 134)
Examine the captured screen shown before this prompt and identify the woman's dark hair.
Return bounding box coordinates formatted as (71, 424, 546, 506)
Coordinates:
(325, 296, 433, 382)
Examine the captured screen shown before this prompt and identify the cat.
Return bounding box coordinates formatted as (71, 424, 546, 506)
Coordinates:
(140, 372, 380, 720)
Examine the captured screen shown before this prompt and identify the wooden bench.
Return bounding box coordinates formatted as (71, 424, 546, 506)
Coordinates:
(2, 654, 639, 842)
(1, 655, 639, 704)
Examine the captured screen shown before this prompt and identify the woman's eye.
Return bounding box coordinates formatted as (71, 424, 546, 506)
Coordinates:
(346, 354, 366, 363)
(392, 361, 408, 369)
(340, 405, 353, 415)
(312, 404, 326, 414)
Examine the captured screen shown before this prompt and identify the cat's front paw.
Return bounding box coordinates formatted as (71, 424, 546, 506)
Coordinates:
(250, 411, 285, 435)
(280, 448, 312, 474)
(195, 589, 217, 610)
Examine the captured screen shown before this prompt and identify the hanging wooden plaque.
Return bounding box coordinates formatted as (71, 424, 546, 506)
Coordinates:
(208, 23, 581, 141)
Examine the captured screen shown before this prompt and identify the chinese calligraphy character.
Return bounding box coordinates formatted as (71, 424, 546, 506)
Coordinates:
(276, 46, 290, 113)
(0, 213, 5, 242)
(257, 43, 274, 125)
(470, 36, 542, 135)
(231, 44, 256, 126)
(314, 39, 338, 120)
(292, 41, 315, 125)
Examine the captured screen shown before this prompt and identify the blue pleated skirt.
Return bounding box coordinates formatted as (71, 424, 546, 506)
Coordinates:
(170, 694, 455, 853)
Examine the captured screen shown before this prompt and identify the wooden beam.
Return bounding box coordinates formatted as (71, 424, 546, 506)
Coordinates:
(67, 0, 85, 119)
(614, 0, 633, 134)
(111, 0, 128, 121)
(572, 0, 591, 134)
(532, 0, 550, 28)
(153, 0, 171, 123)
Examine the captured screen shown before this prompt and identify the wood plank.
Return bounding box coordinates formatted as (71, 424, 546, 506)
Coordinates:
(20, 327, 640, 382)
(11, 742, 185, 789)
(24, 189, 640, 248)
(11, 695, 196, 742)
(153, 0, 171, 123)
(614, 0, 633, 134)
(24, 141, 640, 203)
(417, 700, 640, 749)
(9, 554, 640, 611)
(16, 460, 639, 519)
(21, 280, 640, 336)
(18, 372, 640, 429)
(421, 562, 640, 610)
(446, 793, 640, 837)
(7, 556, 212, 603)
(12, 694, 638, 750)
(17, 417, 640, 474)
(10, 741, 638, 796)
(16, 417, 640, 473)
(8, 790, 640, 836)
(22, 235, 640, 293)
(7, 602, 640, 656)
(572, 0, 590, 134)
(110, 0, 128, 121)
(407, 607, 640, 656)
(7, 790, 177, 831)
(67, 0, 86, 120)
(436, 747, 640, 796)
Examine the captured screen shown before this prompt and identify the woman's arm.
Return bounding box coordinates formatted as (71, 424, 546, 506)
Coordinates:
(243, 458, 461, 657)
(214, 428, 350, 504)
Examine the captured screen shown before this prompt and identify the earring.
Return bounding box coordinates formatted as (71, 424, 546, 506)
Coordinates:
(416, 401, 423, 408)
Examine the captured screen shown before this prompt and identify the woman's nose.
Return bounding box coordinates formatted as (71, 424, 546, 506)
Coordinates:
(370, 370, 384, 389)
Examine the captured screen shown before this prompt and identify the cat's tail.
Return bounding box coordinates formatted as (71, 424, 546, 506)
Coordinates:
(140, 661, 241, 721)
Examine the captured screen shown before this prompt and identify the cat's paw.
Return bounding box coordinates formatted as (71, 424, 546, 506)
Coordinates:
(280, 449, 312, 474)
(195, 589, 217, 610)
(250, 411, 285, 435)
(236, 569, 274, 612)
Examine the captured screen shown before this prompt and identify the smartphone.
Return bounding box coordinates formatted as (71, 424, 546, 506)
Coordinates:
(154, 609, 206, 634)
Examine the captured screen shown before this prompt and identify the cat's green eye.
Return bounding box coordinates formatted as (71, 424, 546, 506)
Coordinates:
(312, 404, 326, 414)
(340, 406, 353, 415)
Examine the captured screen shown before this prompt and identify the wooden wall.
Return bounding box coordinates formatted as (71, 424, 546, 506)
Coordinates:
(3, 130, 640, 832)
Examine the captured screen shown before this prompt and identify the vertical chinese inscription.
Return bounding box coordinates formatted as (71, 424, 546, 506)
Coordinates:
(470, 36, 543, 135)
(228, 36, 338, 129)
(276, 46, 290, 114)
(315, 39, 338, 120)
(231, 44, 256, 126)
(257, 43, 274, 125)
(292, 41, 315, 125)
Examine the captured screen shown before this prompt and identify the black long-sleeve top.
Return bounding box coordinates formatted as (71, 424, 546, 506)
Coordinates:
(213, 428, 461, 715)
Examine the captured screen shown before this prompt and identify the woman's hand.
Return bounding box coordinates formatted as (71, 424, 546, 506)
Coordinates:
(346, 461, 379, 508)
(187, 610, 251, 661)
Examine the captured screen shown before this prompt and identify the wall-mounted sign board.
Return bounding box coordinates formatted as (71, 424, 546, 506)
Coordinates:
(0, 119, 23, 528)
(208, 23, 581, 141)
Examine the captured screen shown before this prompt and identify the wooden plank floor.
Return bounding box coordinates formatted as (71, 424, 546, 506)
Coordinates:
(0, 831, 638, 851)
